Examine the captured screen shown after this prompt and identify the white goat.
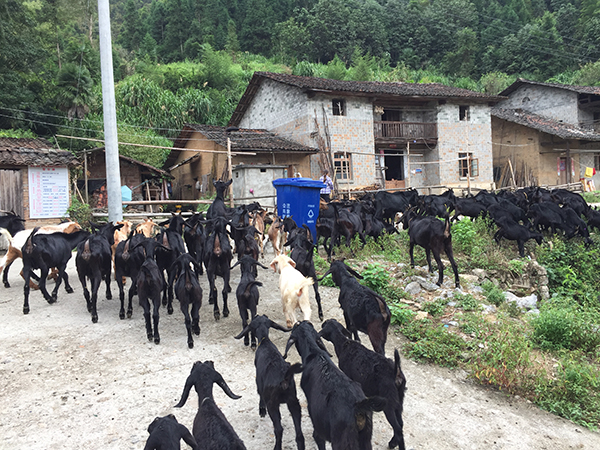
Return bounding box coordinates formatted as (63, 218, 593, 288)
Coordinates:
(269, 254, 314, 328)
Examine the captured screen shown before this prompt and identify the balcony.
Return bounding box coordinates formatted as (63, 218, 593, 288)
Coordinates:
(373, 121, 438, 144)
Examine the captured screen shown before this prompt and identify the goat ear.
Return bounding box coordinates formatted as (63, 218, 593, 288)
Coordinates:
(345, 263, 363, 280)
(269, 260, 278, 272)
(288, 258, 296, 268)
(230, 260, 241, 270)
(256, 261, 270, 270)
(234, 324, 250, 340)
(315, 335, 332, 357)
(317, 267, 332, 282)
(174, 375, 194, 408)
(282, 335, 296, 359)
(269, 319, 291, 333)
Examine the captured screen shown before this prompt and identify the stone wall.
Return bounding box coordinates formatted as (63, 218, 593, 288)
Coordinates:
(497, 85, 579, 125)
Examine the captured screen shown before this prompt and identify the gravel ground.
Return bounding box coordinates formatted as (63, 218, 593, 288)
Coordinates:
(0, 252, 599, 450)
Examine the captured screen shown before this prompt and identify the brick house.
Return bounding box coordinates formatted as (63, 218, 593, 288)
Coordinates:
(166, 124, 317, 200)
(0, 138, 78, 227)
(228, 72, 503, 192)
(492, 79, 600, 188)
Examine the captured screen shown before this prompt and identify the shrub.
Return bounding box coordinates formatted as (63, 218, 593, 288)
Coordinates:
(422, 297, 447, 317)
(482, 281, 505, 306)
(402, 320, 466, 367)
(389, 302, 416, 326)
(531, 306, 600, 353)
(65, 196, 92, 229)
(454, 292, 479, 311)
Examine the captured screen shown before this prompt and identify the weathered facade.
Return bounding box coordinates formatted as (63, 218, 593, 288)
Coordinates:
(493, 79, 600, 188)
(167, 124, 317, 200)
(229, 72, 502, 192)
(0, 138, 78, 227)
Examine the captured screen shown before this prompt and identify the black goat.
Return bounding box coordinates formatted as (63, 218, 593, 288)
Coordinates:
(401, 210, 460, 288)
(75, 221, 124, 323)
(0, 211, 26, 237)
(135, 238, 167, 344)
(156, 213, 186, 315)
(230, 255, 269, 348)
(183, 213, 205, 273)
(235, 315, 304, 450)
(206, 179, 232, 220)
(144, 414, 198, 450)
(203, 216, 233, 321)
(174, 360, 246, 450)
(114, 231, 146, 319)
(283, 321, 386, 450)
(285, 229, 324, 321)
(319, 260, 390, 355)
(169, 253, 203, 349)
(21, 228, 90, 315)
(494, 216, 543, 258)
(320, 319, 406, 450)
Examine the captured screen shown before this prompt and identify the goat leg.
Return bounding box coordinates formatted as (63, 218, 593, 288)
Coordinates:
(267, 403, 284, 450)
(22, 265, 32, 315)
(62, 270, 74, 294)
(286, 396, 305, 450)
(152, 296, 161, 344)
(181, 304, 194, 349)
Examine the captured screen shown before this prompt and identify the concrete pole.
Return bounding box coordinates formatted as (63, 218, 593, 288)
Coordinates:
(227, 137, 234, 207)
(98, 0, 123, 222)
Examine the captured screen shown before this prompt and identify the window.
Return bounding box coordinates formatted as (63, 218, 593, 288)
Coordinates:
(459, 152, 478, 177)
(334, 152, 352, 180)
(332, 99, 346, 116)
(459, 105, 470, 121)
(594, 154, 600, 171)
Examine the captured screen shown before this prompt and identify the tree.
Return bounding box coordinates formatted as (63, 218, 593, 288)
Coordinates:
(443, 27, 479, 77)
(273, 16, 313, 63)
(56, 63, 94, 120)
(240, 0, 274, 54)
(225, 19, 240, 54)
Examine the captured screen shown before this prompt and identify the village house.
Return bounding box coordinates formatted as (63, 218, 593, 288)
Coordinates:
(492, 79, 600, 188)
(227, 72, 503, 192)
(0, 137, 78, 227)
(167, 124, 317, 201)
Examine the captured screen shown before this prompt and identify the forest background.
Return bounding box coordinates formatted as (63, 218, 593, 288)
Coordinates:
(3, 0, 600, 167)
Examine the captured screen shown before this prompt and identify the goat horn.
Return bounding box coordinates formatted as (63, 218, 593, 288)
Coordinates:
(269, 319, 291, 333)
(317, 268, 332, 282)
(233, 324, 250, 340)
(174, 376, 194, 408)
(215, 375, 242, 400)
(282, 336, 296, 360)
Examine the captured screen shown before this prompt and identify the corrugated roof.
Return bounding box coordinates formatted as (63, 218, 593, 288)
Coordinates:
(0, 138, 79, 166)
(499, 78, 600, 97)
(175, 124, 317, 152)
(492, 107, 600, 141)
(230, 71, 504, 127)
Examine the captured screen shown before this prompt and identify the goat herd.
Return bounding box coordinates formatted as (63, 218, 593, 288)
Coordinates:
(0, 181, 595, 450)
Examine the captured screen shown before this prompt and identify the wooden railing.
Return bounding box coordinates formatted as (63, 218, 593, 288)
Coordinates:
(373, 121, 437, 139)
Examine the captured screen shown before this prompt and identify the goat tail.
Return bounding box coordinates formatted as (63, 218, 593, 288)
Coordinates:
(81, 240, 92, 261)
(296, 277, 314, 297)
(356, 396, 387, 415)
(243, 280, 263, 296)
(444, 218, 451, 238)
(281, 362, 303, 390)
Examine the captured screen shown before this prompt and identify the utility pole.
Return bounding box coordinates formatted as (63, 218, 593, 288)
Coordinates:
(98, 0, 123, 222)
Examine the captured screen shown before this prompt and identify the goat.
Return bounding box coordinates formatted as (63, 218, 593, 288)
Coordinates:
(111, 220, 132, 261)
(114, 230, 146, 320)
(21, 228, 90, 315)
(249, 208, 268, 258)
(144, 414, 198, 450)
(269, 254, 314, 328)
(183, 213, 204, 273)
(174, 360, 246, 450)
(156, 213, 187, 314)
(169, 253, 203, 348)
(203, 216, 233, 321)
(135, 218, 158, 237)
(320, 319, 406, 450)
(76, 222, 124, 323)
(135, 237, 168, 344)
(401, 209, 460, 288)
(285, 229, 324, 321)
(267, 214, 286, 256)
(234, 315, 304, 450)
(0, 211, 26, 237)
(206, 179, 232, 220)
(283, 321, 386, 450)
(230, 255, 269, 348)
(319, 260, 390, 355)
(493, 216, 543, 258)
(0, 222, 82, 289)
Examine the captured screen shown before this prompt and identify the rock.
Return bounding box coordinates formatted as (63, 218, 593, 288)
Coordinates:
(503, 291, 538, 310)
(459, 274, 479, 285)
(419, 280, 439, 292)
(539, 286, 550, 300)
(526, 309, 540, 316)
(472, 268, 487, 279)
(470, 286, 484, 294)
(447, 301, 457, 307)
(405, 281, 422, 295)
(415, 311, 429, 320)
(410, 275, 428, 284)
(482, 304, 496, 314)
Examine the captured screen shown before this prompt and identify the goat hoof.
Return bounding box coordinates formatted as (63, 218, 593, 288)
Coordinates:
(223, 309, 229, 318)
(244, 337, 249, 346)
(119, 311, 125, 320)
(208, 297, 214, 305)
(23, 307, 29, 315)
(214, 311, 220, 321)
(192, 326, 200, 335)
(259, 407, 266, 418)
(147, 333, 153, 341)
(66, 286, 74, 294)
(251, 341, 257, 350)
(92, 315, 98, 324)
(154, 337, 160, 345)
(188, 341, 194, 349)
(106, 292, 112, 300)
(388, 437, 399, 449)
(3, 282, 10, 288)
(167, 306, 174, 315)
(127, 310, 132, 319)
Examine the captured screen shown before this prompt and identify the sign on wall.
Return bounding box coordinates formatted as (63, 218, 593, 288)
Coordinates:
(28, 167, 70, 219)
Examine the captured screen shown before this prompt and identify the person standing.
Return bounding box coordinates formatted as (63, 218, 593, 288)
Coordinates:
(320, 169, 334, 202)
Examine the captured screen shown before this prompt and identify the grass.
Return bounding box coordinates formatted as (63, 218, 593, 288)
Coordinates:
(315, 219, 600, 430)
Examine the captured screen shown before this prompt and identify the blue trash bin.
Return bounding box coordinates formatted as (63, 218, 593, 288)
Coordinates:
(272, 178, 325, 244)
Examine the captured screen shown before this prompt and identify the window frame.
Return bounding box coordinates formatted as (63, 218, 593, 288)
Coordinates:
(333, 152, 352, 180)
(458, 152, 478, 178)
(459, 105, 470, 121)
(332, 99, 346, 116)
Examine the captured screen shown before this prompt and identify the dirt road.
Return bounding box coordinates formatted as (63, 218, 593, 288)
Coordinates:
(0, 255, 598, 449)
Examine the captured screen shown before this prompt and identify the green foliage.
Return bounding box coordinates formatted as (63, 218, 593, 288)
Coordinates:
(313, 251, 336, 287)
(402, 320, 466, 367)
(389, 302, 416, 326)
(454, 292, 479, 311)
(482, 281, 506, 306)
(508, 259, 527, 276)
(65, 196, 92, 227)
(531, 305, 600, 352)
(0, 129, 38, 138)
(422, 298, 447, 317)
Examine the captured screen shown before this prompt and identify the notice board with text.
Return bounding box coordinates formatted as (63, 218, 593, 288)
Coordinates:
(28, 167, 70, 218)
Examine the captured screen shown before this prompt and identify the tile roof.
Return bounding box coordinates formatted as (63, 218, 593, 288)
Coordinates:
(87, 148, 171, 178)
(492, 107, 600, 141)
(499, 78, 600, 97)
(0, 138, 79, 166)
(175, 124, 317, 152)
(230, 71, 504, 126)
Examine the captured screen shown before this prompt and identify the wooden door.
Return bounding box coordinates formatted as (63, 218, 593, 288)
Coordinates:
(0, 169, 23, 217)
